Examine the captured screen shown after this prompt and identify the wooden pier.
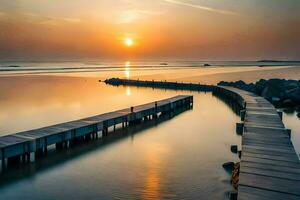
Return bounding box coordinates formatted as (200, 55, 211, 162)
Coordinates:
(105, 78, 300, 200)
(215, 86, 300, 200)
(0, 95, 193, 170)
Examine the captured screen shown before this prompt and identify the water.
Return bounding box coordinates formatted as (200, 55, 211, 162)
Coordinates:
(0, 67, 299, 199)
(283, 111, 300, 158)
(0, 76, 241, 199)
(1, 60, 299, 77)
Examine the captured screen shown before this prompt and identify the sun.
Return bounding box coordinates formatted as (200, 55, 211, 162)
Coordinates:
(124, 38, 134, 47)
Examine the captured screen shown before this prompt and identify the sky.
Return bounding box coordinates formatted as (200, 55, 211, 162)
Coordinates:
(0, 0, 299, 60)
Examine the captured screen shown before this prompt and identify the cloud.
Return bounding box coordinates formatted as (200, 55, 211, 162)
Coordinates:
(117, 9, 163, 24)
(22, 12, 81, 26)
(164, 0, 239, 16)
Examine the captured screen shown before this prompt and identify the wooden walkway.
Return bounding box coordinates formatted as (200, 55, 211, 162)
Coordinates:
(216, 86, 300, 200)
(0, 95, 193, 170)
(105, 78, 300, 199)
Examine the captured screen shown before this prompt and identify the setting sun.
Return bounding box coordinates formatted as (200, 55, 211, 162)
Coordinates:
(124, 38, 134, 47)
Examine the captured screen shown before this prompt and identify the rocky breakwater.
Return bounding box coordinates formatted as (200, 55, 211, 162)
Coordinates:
(218, 79, 300, 117)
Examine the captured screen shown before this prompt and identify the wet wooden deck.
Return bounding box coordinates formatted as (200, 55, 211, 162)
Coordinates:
(219, 87, 300, 200)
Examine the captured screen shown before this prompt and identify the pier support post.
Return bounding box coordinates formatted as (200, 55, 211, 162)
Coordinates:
(1, 158, 8, 171)
(238, 151, 242, 159)
(102, 127, 108, 137)
(21, 154, 26, 163)
(44, 146, 48, 155)
(277, 111, 283, 120)
(56, 142, 64, 150)
(286, 129, 292, 138)
(25, 153, 30, 163)
(236, 123, 244, 135)
(8, 155, 21, 165)
(30, 152, 35, 163)
(240, 110, 246, 121)
(1, 149, 5, 170)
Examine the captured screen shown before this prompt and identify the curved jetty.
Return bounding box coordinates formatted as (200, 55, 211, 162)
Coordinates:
(216, 86, 300, 200)
(0, 95, 193, 170)
(105, 78, 300, 200)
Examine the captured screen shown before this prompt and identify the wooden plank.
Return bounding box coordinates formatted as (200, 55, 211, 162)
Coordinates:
(243, 137, 291, 147)
(244, 126, 288, 135)
(241, 166, 300, 180)
(242, 156, 300, 168)
(239, 172, 300, 195)
(241, 161, 300, 174)
(238, 186, 300, 200)
(242, 151, 299, 163)
(242, 143, 295, 153)
(242, 139, 293, 149)
(243, 132, 290, 141)
(242, 145, 297, 156)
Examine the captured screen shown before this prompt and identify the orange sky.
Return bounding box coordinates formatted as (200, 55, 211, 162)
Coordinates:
(0, 0, 299, 60)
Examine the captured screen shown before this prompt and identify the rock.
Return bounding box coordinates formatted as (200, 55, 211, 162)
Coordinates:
(218, 81, 229, 86)
(284, 80, 300, 90)
(260, 79, 286, 101)
(255, 79, 267, 94)
(226, 191, 238, 200)
(231, 145, 238, 153)
(282, 99, 296, 108)
(223, 162, 235, 171)
(286, 87, 300, 104)
(261, 86, 283, 101)
(217, 79, 300, 109)
(283, 107, 295, 114)
(271, 96, 281, 102)
(231, 162, 240, 190)
(104, 78, 121, 85)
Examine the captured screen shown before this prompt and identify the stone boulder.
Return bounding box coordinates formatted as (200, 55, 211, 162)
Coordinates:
(255, 79, 268, 94)
(284, 80, 300, 90)
(286, 87, 300, 105)
(223, 162, 235, 171)
(261, 79, 286, 101)
(282, 100, 296, 108)
(216, 79, 300, 109)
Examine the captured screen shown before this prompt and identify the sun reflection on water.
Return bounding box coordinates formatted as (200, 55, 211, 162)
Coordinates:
(142, 143, 169, 200)
(126, 86, 131, 96)
(125, 61, 131, 79)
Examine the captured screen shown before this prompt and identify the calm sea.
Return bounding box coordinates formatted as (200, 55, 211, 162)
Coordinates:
(0, 60, 299, 76)
(0, 62, 299, 199)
